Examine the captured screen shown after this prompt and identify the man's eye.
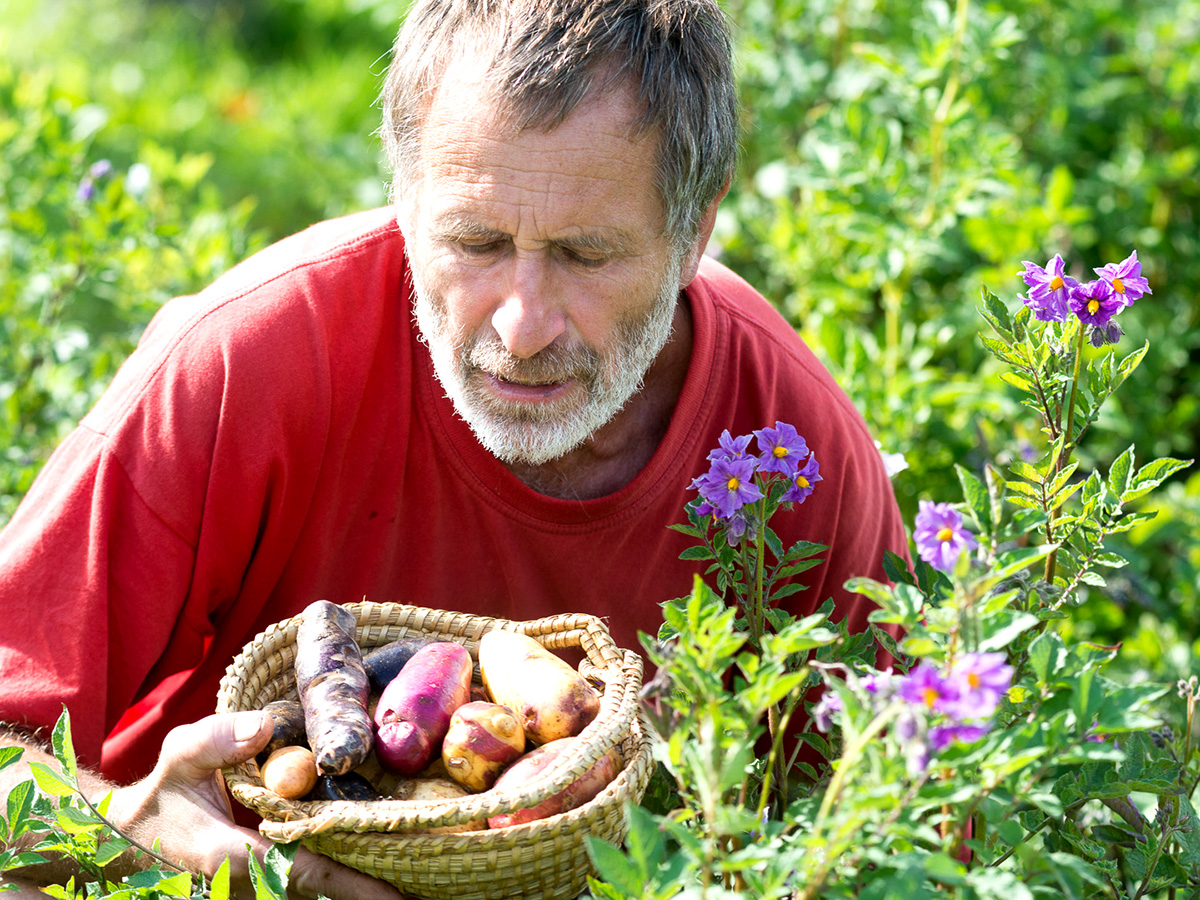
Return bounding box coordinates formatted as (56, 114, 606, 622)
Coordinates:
(458, 241, 503, 257)
(562, 248, 608, 269)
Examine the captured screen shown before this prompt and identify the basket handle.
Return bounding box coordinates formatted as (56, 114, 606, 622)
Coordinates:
(253, 649, 643, 842)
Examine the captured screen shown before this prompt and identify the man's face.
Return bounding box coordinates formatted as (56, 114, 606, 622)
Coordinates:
(399, 66, 686, 466)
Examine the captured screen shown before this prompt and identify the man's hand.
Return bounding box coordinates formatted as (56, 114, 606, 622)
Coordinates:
(103, 711, 404, 900)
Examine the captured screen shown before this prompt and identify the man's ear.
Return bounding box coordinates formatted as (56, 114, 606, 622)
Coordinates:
(678, 177, 732, 287)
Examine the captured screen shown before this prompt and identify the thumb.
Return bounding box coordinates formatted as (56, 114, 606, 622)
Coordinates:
(157, 711, 273, 785)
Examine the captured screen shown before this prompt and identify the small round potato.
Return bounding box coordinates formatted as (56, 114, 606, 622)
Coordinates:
(261, 745, 319, 799)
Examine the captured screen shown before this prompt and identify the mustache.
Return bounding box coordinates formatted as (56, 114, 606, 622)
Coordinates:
(464, 336, 600, 385)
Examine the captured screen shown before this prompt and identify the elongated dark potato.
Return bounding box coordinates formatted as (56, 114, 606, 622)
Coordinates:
(295, 600, 373, 775)
(361, 636, 438, 693)
(305, 772, 382, 802)
(259, 699, 307, 761)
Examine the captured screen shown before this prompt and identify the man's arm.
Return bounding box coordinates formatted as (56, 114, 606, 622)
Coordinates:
(0, 713, 404, 900)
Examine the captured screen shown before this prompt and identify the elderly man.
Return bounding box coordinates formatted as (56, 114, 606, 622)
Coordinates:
(0, 0, 907, 895)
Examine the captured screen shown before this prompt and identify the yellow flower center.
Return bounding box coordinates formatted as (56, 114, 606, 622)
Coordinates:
(795, 476, 809, 489)
(1088, 299, 1100, 314)
(726, 476, 740, 491)
(1113, 277, 1125, 293)
(922, 687, 940, 708)
(1049, 275, 1064, 291)
(936, 527, 954, 543)
(773, 445, 789, 458)
(968, 672, 981, 689)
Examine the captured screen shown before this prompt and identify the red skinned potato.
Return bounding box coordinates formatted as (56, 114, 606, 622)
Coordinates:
(442, 701, 526, 792)
(486, 738, 622, 829)
(478, 631, 601, 744)
(374, 641, 472, 776)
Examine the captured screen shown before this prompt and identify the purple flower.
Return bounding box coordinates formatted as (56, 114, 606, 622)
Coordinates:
(781, 454, 822, 504)
(929, 723, 991, 750)
(945, 652, 1013, 720)
(897, 661, 961, 714)
(753, 422, 809, 476)
(812, 690, 842, 733)
(1093, 250, 1151, 306)
(691, 456, 762, 519)
(1069, 279, 1124, 328)
(76, 159, 113, 202)
(913, 501, 978, 574)
(707, 429, 754, 463)
(1019, 254, 1077, 322)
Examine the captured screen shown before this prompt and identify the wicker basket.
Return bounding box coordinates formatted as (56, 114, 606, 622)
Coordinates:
(216, 602, 654, 900)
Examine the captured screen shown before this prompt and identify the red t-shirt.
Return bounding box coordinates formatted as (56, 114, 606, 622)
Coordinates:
(0, 207, 907, 785)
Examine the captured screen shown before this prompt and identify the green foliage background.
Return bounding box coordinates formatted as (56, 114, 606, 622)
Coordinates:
(1, 0, 1197, 668)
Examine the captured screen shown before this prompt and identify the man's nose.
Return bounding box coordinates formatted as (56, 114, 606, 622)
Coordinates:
(490, 255, 567, 359)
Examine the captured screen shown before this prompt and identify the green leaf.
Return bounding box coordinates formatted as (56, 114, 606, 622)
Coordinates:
(1004, 480, 1042, 499)
(1010, 459, 1044, 484)
(55, 805, 103, 835)
(1027, 631, 1067, 684)
(209, 859, 232, 900)
(0, 747, 23, 771)
(957, 464, 991, 532)
(978, 612, 1040, 652)
(999, 370, 1035, 394)
(29, 762, 77, 798)
(6, 779, 34, 837)
(678, 545, 715, 561)
(50, 708, 77, 786)
(155, 872, 193, 897)
(94, 835, 132, 867)
(1108, 445, 1135, 498)
(1123, 456, 1193, 502)
(981, 335, 1028, 367)
(586, 836, 644, 897)
(1116, 340, 1149, 382)
(979, 285, 1014, 338)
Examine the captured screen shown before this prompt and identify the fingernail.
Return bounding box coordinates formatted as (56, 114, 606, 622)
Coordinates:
(234, 710, 267, 742)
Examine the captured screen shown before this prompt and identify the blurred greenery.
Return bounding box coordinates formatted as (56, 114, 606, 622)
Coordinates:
(1, 0, 1197, 668)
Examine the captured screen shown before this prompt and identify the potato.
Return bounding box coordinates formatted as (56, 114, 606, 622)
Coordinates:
(258, 699, 307, 762)
(295, 600, 373, 775)
(478, 631, 601, 744)
(261, 745, 319, 800)
(374, 641, 472, 776)
(392, 777, 487, 833)
(486, 738, 622, 829)
(442, 701, 526, 792)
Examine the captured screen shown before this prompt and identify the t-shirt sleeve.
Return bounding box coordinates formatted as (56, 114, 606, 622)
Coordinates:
(0, 425, 201, 766)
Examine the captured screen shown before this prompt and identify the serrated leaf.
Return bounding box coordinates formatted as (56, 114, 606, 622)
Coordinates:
(55, 804, 103, 835)
(999, 370, 1035, 394)
(1005, 494, 1043, 510)
(678, 545, 715, 561)
(1005, 480, 1043, 499)
(1010, 459, 1045, 484)
(1123, 456, 1193, 502)
(981, 335, 1029, 367)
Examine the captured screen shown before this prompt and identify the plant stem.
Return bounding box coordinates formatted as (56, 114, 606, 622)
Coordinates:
(814, 703, 900, 827)
(1043, 319, 1086, 585)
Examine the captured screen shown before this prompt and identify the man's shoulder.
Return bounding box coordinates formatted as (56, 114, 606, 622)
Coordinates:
(201, 206, 404, 304)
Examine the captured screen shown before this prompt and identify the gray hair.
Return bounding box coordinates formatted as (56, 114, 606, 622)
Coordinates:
(381, 0, 738, 248)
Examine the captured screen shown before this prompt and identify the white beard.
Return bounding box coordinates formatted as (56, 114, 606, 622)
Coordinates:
(410, 260, 681, 466)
